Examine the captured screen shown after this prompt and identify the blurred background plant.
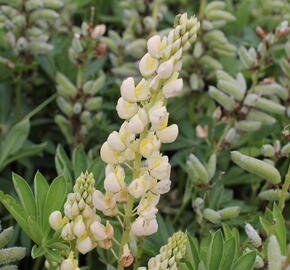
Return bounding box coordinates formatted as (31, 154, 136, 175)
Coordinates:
(0, 0, 289, 269)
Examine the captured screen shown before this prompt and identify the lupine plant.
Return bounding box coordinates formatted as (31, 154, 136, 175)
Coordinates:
(0, 0, 289, 270)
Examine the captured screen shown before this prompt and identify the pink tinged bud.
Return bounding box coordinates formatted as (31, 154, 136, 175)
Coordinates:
(116, 97, 138, 119)
(90, 221, 107, 241)
(147, 35, 162, 58)
(104, 172, 122, 193)
(120, 77, 136, 102)
(107, 131, 126, 151)
(91, 24, 106, 38)
(49, 211, 63, 230)
(76, 236, 94, 254)
(195, 125, 208, 138)
(162, 79, 183, 98)
(73, 218, 86, 238)
(100, 142, 118, 164)
(156, 124, 179, 143)
(157, 59, 174, 79)
(139, 53, 159, 77)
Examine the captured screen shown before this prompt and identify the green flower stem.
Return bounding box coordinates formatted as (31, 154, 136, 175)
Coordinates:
(151, 0, 161, 35)
(278, 165, 290, 211)
(199, 0, 207, 18)
(24, 93, 57, 120)
(133, 236, 145, 270)
(15, 71, 23, 121)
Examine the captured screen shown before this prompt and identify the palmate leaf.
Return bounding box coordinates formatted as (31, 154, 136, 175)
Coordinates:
(207, 230, 224, 270)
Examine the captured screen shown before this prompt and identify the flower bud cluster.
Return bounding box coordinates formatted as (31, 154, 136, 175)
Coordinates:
(182, 1, 236, 92)
(95, 13, 200, 238)
(192, 197, 241, 225)
(49, 172, 114, 255)
(69, 22, 107, 65)
(139, 231, 187, 270)
(55, 71, 105, 145)
(0, 0, 64, 54)
(101, 0, 167, 79)
(209, 68, 287, 143)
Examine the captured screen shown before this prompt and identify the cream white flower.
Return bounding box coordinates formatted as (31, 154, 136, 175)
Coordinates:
(148, 152, 171, 180)
(61, 223, 75, 241)
(104, 165, 125, 193)
(131, 217, 158, 236)
(128, 177, 148, 198)
(120, 77, 136, 102)
(149, 105, 169, 131)
(151, 179, 171, 195)
(60, 252, 79, 270)
(119, 121, 136, 146)
(49, 211, 63, 230)
(128, 108, 148, 134)
(157, 59, 174, 79)
(90, 221, 107, 241)
(64, 202, 73, 219)
(147, 35, 162, 58)
(107, 131, 126, 151)
(139, 132, 161, 158)
(139, 53, 159, 77)
(116, 97, 138, 119)
(162, 79, 183, 98)
(92, 190, 116, 212)
(149, 75, 161, 92)
(76, 236, 94, 254)
(100, 142, 118, 164)
(135, 79, 150, 101)
(156, 124, 179, 143)
(73, 217, 86, 238)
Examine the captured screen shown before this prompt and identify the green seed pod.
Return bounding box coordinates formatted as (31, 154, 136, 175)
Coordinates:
(280, 58, 290, 76)
(203, 208, 221, 224)
(84, 97, 103, 111)
(246, 109, 276, 125)
(80, 111, 91, 123)
(11, 15, 26, 26)
(210, 41, 236, 54)
(258, 189, 290, 201)
(209, 86, 235, 111)
(211, 20, 227, 28)
(89, 73, 106, 95)
(231, 151, 281, 184)
(207, 152, 216, 179)
(56, 97, 73, 117)
(56, 72, 77, 97)
(188, 154, 209, 183)
(216, 70, 234, 82)
(207, 10, 236, 21)
(218, 206, 240, 219)
(125, 39, 146, 58)
(26, 27, 42, 37)
(190, 73, 200, 90)
(30, 9, 59, 22)
(244, 94, 285, 115)
(193, 41, 204, 58)
(205, 1, 226, 12)
(83, 80, 94, 94)
(238, 46, 255, 68)
(263, 158, 275, 166)
(29, 42, 53, 53)
(235, 120, 261, 131)
(0, 227, 13, 249)
(281, 142, 290, 154)
(0, 247, 26, 265)
(200, 55, 223, 70)
(254, 83, 288, 100)
(43, 0, 63, 9)
(204, 30, 227, 44)
(218, 80, 245, 101)
(261, 144, 275, 157)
